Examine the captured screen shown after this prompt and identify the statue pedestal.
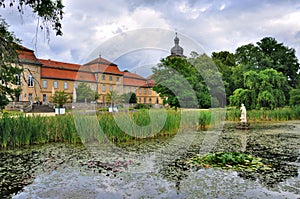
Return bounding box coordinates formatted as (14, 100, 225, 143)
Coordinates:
(236, 122, 250, 130)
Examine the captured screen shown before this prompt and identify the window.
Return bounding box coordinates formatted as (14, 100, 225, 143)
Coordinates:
(144, 98, 146, 103)
(28, 93, 33, 101)
(116, 77, 120, 82)
(15, 74, 20, 85)
(102, 85, 106, 92)
(109, 76, 113, 81)
(139, 88, 142, 94)
(42, 80, 47, 88)
(109, 85, 113, 91)
(74, 83, 78, 88)
(91, 83, 95, 91)
(149, 89, 152, 95)
(102, 74, 105, 80)
(139, 98, 141, 103)
(28, 74, 34, 87)
(144, 88, 147, 95)
(43, 94, 47, 102)
(116, 85, 121, 93)
(149, 98, 152, 103)
(64, 82, 68, 89)
(54, 81, 58, 89)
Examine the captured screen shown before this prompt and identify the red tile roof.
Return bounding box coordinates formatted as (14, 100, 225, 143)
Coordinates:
(17, 46, 157, 86)
(40, 59, 96, 82)
(41, 67, 96, 82)
(39, 59, 88, 71)
(84, 57, 123, 75)
(123, 71, 149, 87)
(17, 46, 41, 64)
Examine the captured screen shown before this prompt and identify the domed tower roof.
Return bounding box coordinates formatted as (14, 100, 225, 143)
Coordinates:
(170, 32, 185, 57)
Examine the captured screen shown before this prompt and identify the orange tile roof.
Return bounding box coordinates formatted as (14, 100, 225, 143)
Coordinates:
(123, 71, 148, 87)
(40, 59, 95, 82)
(39, 59, 88, 71)
(84, 57, 123, 75)
(17, 46, 157, 86)
(17, 46, 41, 64)
(124, 71, 145, 79)
(41, 67, 96, 82)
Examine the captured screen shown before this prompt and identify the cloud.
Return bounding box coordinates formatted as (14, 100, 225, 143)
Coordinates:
(1, 0, 300, 72)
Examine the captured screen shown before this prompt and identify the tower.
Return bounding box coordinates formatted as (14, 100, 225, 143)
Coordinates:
(170, 32, 186, 58)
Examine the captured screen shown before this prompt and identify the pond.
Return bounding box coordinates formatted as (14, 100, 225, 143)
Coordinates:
(1, 121, 299, 198)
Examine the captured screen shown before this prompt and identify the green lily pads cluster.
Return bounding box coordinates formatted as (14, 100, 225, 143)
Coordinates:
(187, 152, 272, 172)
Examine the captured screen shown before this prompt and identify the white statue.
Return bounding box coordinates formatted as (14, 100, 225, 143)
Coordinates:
(240, 103, 247, 123)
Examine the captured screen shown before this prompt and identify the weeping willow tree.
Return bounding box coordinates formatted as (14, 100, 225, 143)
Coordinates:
(230, 68, 289, 110)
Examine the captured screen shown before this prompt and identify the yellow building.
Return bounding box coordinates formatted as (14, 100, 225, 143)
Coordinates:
(13, 46, 162, 106)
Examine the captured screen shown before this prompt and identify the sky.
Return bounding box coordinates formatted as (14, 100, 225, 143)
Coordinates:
(1, 0, 300, 77)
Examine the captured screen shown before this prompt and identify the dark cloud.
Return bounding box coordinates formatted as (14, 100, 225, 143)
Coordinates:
(1, 0, 300, 73)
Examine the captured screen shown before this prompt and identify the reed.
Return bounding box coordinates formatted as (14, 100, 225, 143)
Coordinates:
(1, 106, 299, 149)
(226, 106, 300, 121)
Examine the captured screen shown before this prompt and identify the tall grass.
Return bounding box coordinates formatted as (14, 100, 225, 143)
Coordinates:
(226, 106, 300, 121)
(1, 106, 299, 149)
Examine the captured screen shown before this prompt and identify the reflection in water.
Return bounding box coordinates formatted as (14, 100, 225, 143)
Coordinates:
(0, 122, 299, 198)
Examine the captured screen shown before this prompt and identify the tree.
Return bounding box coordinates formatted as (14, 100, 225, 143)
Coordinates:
(0, 0, 64, 111)
(190, 53, 226, 107)
(0, 18, 22, 111)
(152, 53, 225, 109)
(76, 82, 98, 102)
(152, 56, 199, 109)
(235, 37, 300, 89)
(212, 51, 237, 104)
(289, 89, 300, 106)
(51, 90, 70, 108)
(106, 90, 122, 107)
(122, 92, 137, 104)
(0, 0, 64, 36)
(230, 68, 289, 109)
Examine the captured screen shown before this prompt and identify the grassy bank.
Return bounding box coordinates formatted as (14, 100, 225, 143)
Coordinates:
(1, 106, 299, 149)
(226, 106, 300, 122)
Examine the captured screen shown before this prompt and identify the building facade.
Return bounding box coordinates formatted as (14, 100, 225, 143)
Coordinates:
(15, 46, 163, 106)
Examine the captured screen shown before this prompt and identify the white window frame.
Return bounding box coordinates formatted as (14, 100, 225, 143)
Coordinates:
(28, 74, 34, 87)
(42, 80, 47, 88)
(64, 81, 68, 90)
(53, 81, 58, 89)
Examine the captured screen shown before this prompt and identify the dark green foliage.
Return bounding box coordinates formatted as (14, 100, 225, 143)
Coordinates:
(235, 37, 299, 89)
(226, 106, 300, 121)
(152, 54, 224, 109)
(212, 51, 237, 103)
(213, 37, 300, 107)
(122, 92, 137, 104)
(230, 69, 289, 109)
(289, 89, 300, 106)
(1, 0, 64, 111)
(134, 103, 150, 109)
(0, 18, 22, 111)
(187, 152, 271, 171)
